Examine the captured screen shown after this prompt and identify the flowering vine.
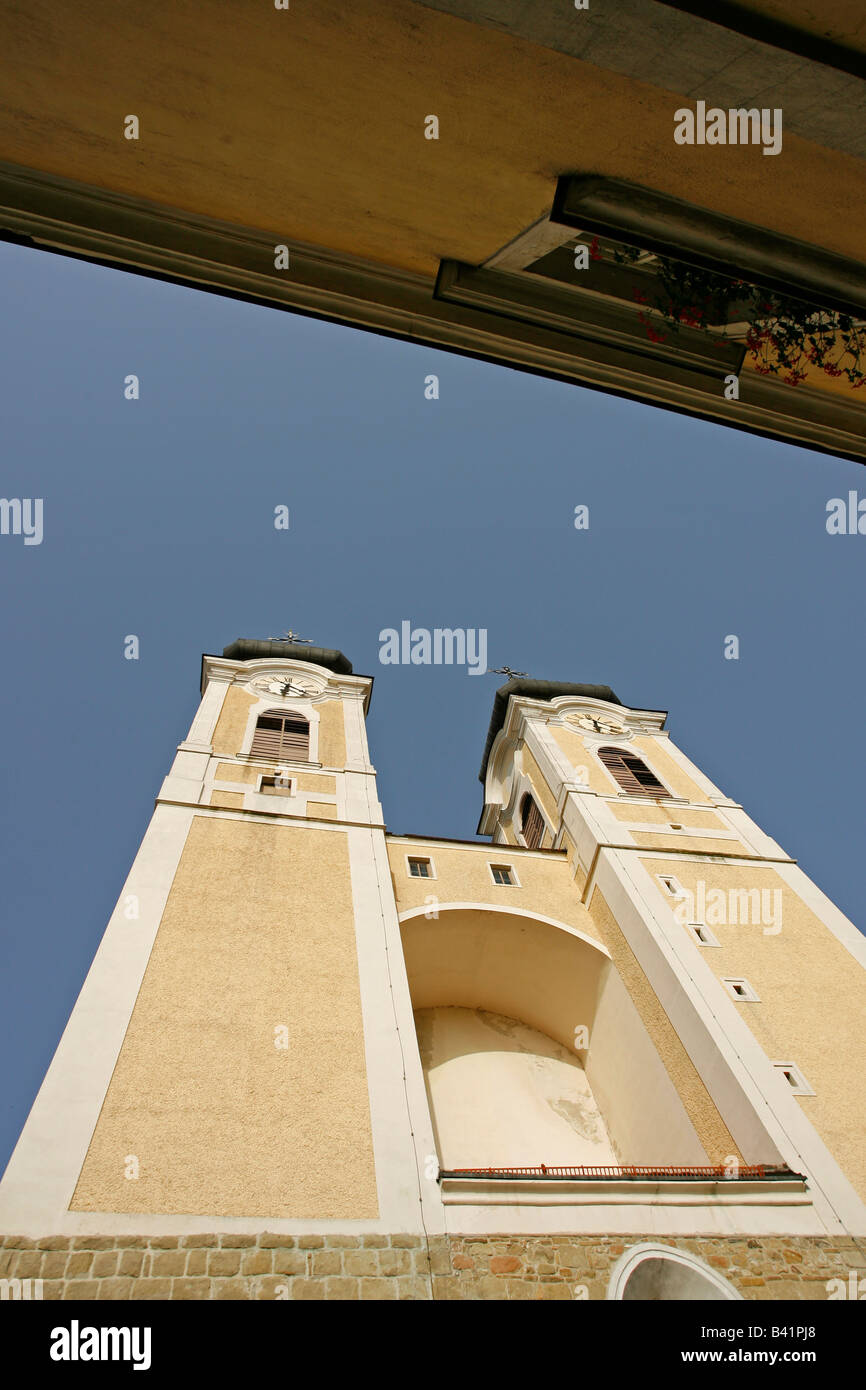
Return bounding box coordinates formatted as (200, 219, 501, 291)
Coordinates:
(610, 244, 865, 388)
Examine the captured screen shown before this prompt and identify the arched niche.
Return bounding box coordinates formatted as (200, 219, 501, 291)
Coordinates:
(399, 905, 711, 1169)
(399, 904, 611, 1054)
(484, 733, 519, 816)
(401, 905, 615, 1170)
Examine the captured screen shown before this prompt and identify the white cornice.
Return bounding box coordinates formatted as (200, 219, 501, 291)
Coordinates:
(201, 655, 371, 707)
(549, 697, 667, 735)
(507, 694, 667, 740)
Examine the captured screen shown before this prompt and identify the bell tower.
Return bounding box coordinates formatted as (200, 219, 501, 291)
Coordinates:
(478, 677, 866, 1232)
(0, 638, 437, 1238)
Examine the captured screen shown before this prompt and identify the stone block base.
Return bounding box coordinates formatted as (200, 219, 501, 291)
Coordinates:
(2, 1232, 864, 1300)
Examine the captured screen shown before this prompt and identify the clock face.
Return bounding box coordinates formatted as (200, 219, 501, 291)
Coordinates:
(249, 673, 315, 699)
(572, 712, 627, 736)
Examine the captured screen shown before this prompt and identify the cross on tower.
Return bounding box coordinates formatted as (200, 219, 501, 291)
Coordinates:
(271, 630, 313, 645)
(488, 665, 530, 679)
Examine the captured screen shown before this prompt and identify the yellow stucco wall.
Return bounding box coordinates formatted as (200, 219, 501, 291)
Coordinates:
(520, 746, 560, 828)
(71, 815, 378, 1219)
(586, 889, 743, 1165)
(611, 803, 724, 830)
(561, 830, 588, 895)
(317, 700, 346, 769)
(298, 772, 337, 793)
(641, 857, 866, 1200)
(307, 802, 338, 820)
(630, 737, 709, 803)
(630, 832, 750, 856)
(209, 790, 244, 809)
(549, 727, 613, 794)
(215, 762, 336, 794)
(387, 840, 604, 946)
(211, 685, 256, 756)
(215, 761, 263, 785)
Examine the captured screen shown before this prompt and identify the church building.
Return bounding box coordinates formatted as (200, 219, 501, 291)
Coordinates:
(1, 637, 864, 1300)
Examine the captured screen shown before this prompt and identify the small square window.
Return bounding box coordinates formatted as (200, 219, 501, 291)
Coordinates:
(408, 857, 432, 879)
(657, 874, 682, 896)
(772, 1062, 814, 1096)
(490, 864, 515, 885)
(721, 976, 760, 1002)
(688, 922, 721, 948)
(260, 775, 294, 797)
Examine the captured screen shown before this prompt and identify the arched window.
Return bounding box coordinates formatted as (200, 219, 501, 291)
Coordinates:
(598, 746, 670, 798)
(250, 709, 310, 762)
(607, 1243, 742, 1301)
(520, 793, 545, 849)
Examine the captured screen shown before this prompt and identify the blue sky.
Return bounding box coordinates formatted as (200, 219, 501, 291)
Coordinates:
(0, 240, 863, 1173)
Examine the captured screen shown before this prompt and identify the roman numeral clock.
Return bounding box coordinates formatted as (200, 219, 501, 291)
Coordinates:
(248, 674, 316, 698)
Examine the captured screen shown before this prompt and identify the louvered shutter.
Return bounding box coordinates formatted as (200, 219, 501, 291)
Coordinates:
(250, 710, 310, 761)
(598, 746, 669, 798)
(520, 794, 545, 849)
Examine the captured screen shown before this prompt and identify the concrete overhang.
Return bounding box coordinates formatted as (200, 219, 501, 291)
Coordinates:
(1, 0, 863, 460)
